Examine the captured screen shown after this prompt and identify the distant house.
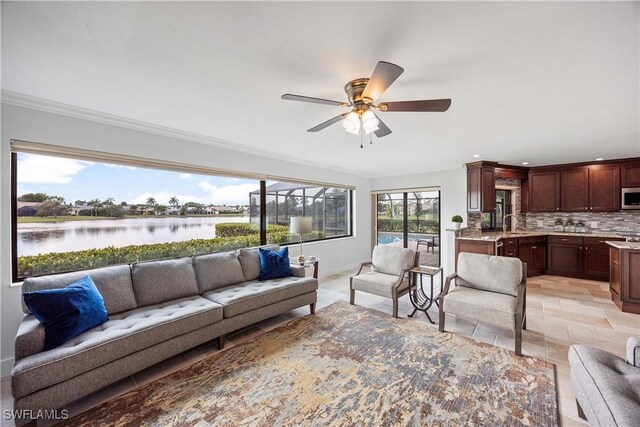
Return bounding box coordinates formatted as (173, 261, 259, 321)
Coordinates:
(167, 207, 180, 215)
(16, 202, 41, 217)
(211, 205, 243, 214)
(68, 205, 93, 216)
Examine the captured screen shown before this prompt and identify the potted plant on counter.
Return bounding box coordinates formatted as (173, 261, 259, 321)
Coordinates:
(451, 215, 464, 230)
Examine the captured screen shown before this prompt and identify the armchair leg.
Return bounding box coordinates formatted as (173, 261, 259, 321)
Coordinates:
(392, 298, 399, 318)
(515, 327, 522, 356)
(438, 308, 445, 332)
(310, 303, 316, 314)
(576, 399, 587, 421)
(349, 278, 355, 305)
(217, 335, 225, 350)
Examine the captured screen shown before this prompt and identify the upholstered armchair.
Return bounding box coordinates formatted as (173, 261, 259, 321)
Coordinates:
(438, 252, 527, 356)
(350, 245, 419, 318)
(569, 337, 640, 426)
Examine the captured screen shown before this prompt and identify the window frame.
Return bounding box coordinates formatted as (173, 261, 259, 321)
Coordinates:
(10, 149, 354, 283)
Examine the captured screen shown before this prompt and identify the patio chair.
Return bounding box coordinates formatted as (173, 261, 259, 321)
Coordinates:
(350, 245, 419, 318)
(438, 252, 527, 356)
(416, 236, 439, 253)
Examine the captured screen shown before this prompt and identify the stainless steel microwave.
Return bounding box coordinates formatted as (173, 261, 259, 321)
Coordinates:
(622, 188, 640, 209)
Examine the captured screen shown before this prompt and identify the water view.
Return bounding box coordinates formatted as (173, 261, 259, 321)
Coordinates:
(18, 216, 250, 256)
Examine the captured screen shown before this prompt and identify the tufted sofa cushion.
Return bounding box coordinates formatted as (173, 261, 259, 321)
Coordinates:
(11, 295, 222, 399)
(203, 276, 317, 318)
(193, 251, 245, 293)
(131, 257, 199, 307)
(22, 265, 136, 316)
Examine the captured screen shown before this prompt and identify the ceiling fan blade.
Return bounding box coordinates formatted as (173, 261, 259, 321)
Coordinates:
(379, 99, 452, 112)
(282, 94, 348, 107)
(372, 112, 392, 138)
(362, 61, 404, 101)
(307, 114, 347, 132)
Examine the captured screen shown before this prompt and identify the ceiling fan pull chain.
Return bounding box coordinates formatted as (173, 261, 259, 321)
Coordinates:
(370, 133, 373, 145)
(360, 130, 363, 148)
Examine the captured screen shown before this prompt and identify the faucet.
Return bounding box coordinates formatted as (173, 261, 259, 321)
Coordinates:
(503, 213, 517, 234)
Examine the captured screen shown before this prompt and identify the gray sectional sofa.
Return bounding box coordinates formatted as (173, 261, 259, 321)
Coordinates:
(11, 246, 317, 425)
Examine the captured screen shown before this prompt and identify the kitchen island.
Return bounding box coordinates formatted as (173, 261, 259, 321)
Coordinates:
(607, 241, 640, 314)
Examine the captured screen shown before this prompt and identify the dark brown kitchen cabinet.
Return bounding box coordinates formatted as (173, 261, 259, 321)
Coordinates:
(529, 171, 560, 212)
(455, 239, 496, 268)
(547, 236, 584, 277)
(500, 238, 519, 258)
(518, 237, 547, 276)
(548, 235, 625, 280)
(467, 161, 497, 213)
(561, 168, 589, 211)
(609, 246, 640, 315)
(589, 165, 620, 212)
(584, 237, 615, 281)
(621, 161, 640, 187)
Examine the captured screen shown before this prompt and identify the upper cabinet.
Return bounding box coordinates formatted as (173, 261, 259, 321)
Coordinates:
(467, 161, 497, 213)
(529, 170, 560, 212)
(621, 162, 640, 187)
(589, 165, 620, 211)
(530, 164, 620, 212)
(561, 168, 589, 211)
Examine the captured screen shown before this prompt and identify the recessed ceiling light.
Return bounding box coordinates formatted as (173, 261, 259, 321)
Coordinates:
(595, 157, 604, 161)
(522, 162, 529, 165)
(473, 154, 480, 158)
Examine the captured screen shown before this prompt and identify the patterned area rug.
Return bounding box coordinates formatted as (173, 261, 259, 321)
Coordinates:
(63, 301, 559, 426)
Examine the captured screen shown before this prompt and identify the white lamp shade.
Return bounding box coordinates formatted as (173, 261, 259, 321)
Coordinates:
(341, 112, 361, 135)
(361, 110, 379, 135)
(290, 216, 312, 234)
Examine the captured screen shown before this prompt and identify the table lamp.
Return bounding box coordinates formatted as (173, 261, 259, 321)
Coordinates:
(290, 216, 312, 263)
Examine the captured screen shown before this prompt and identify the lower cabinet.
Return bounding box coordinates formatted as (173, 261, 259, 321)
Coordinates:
(547, 236, 583, 277)
(518, 237, 547, 277)
(547, 235, 625, 281)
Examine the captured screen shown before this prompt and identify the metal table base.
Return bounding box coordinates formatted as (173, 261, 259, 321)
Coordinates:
(408, 266, 443, 324)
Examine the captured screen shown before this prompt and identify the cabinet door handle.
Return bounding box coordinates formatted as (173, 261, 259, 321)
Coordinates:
(561, 238, 568, 241)
(532, 246, 537, 249)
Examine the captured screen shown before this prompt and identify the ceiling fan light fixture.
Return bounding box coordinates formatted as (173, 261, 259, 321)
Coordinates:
(342, 111, 361, 135)
(361, 110, 379, 135)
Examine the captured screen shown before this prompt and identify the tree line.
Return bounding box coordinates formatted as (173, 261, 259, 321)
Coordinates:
(18, 193, 245, 217)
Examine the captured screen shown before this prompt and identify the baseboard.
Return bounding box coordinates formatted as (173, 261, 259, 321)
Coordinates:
(1, 357, 14, 378)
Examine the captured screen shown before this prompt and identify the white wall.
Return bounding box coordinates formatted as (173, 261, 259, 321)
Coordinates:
(0, 104, 373, 376)
(370, 167, 468, 276)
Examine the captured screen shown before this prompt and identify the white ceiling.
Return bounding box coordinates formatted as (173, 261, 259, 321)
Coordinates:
(2, 1, 639, 177)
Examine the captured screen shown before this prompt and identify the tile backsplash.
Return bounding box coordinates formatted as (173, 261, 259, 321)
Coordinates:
(525, 211, 640, 233)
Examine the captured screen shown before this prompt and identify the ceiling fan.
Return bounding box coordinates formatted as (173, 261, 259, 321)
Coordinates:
(281, 61, 451, 147)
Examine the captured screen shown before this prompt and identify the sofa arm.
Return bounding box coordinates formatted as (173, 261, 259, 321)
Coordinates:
(291, 265, 306, 278)
(626, 336, 640, 367)
(15, 315, 45, 361)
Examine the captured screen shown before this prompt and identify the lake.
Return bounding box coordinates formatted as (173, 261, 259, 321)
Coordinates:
(17, 216, 250, 256)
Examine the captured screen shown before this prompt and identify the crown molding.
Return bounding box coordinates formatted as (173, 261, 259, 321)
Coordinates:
(1, 90, 365, 177)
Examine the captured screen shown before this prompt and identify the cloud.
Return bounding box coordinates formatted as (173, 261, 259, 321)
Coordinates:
(104, 163, 137, 170)
(179, 173, 192, 180)
(128, 192, 205, 205)
(17, 154, 89, 184)
(198, 181, 258, 205)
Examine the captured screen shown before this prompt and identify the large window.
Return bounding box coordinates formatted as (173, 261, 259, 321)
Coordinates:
(11, 149, 353, 281)
(376, 190, 440, 267)
(250, 180, 352, 245)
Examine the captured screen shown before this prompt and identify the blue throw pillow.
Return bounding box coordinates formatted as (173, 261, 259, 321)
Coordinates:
(258, 247, 293, 281)
(23, 275, 108, 350)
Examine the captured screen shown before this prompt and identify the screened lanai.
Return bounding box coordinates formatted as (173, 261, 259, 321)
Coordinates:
(249, 181, 350, 239)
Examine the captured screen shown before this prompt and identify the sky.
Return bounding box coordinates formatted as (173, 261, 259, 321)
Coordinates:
(16, 153, 260, 206)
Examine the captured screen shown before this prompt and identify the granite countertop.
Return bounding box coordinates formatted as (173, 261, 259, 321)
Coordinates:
(606, 241, 640, 250)
(455, 228, 630, 242)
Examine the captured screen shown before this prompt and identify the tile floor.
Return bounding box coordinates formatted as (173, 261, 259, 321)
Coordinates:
(1, 271, 638, 426)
